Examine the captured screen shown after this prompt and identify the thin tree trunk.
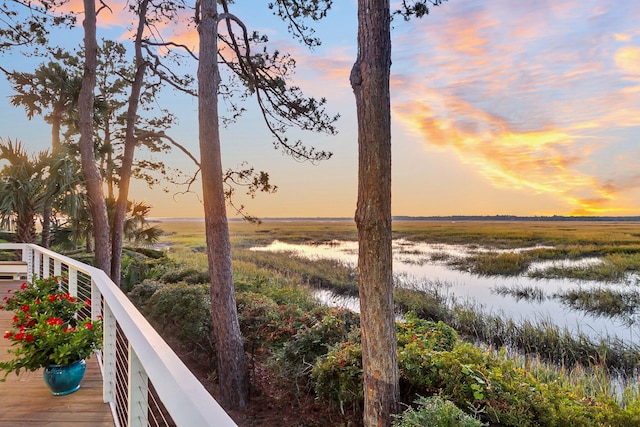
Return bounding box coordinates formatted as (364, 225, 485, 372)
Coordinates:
(51, 114, 61, 152)
(197, 0, 249, 409)
(351, 0, 398, 425)
(41, 199, 51, 247)
(78, 0, 111, 273)
(111, 0, 149, 286)
(43, 115, 62, 248)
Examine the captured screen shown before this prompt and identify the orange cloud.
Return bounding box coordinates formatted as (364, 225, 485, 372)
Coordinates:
(394, 89, 619, 215)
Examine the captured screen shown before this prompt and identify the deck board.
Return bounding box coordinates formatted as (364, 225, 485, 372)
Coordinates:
(0, 280, 114, 427)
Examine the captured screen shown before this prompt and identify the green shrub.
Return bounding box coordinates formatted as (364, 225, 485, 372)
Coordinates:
(121, 250, 166, 292)
(397, 312, 457, 352)
(124, 246, 166, 259)
(144, 282, 213, 357)
(236, 291, 282, 355)
(0, 250, 17, 261)
(312, 315, 456, 414)
(128, 279, 164, 309)
(160, 266, 209, 284)
(393, 395, 484, 427)
(275, 308, 360, 390)
(312, 341, 363, 413)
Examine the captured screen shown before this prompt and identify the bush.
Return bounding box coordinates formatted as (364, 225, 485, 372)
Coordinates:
(312, 341, 363, 413)
(144, 282, 214, 358)
(396, 312, 457, 352)
(160, 266, 209, 284)
(236, 291, 282, 355)
(128, 279, 164, 309)
(0, 250, 18, 261)
(393, 395, 484, 427)
(120, 250, 167, 292)
(312, 315, 457, 414)
(275, 308, 360, 390)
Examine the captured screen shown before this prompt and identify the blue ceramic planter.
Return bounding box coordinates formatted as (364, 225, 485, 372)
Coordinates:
(43, 359, 87, 396)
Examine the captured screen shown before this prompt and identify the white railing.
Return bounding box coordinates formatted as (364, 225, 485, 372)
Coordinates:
(0, 243, 237, 427)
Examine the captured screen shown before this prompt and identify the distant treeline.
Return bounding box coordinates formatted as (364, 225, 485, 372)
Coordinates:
(392, 215, 640, 222)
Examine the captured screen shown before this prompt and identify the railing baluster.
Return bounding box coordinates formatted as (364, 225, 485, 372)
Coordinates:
(103, 304, 117, 409)
(54, 259, 62, 277)
(42, 255, 50, 278)
(22, 245, 33, 283)
(69, 268, 78, 297)
(33, 249, 41, 279)
(128, 347, 149, 427)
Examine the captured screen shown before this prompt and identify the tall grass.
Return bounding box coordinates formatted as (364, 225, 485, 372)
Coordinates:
(555, 287, 640, 321)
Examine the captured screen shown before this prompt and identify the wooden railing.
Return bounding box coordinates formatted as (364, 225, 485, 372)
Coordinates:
(0, 243, 237, 427)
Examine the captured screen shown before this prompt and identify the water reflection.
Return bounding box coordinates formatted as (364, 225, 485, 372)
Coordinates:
(250, 239, 640, 344)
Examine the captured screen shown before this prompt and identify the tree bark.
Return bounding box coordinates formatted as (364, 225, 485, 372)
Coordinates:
(197, 0, 249, 409)
(111, 0, 149, 286)
(41, 199, 51, 247)
(78, 0, 111, 273)
(351, 0, 398, 426)
(16, 209, 37, 243)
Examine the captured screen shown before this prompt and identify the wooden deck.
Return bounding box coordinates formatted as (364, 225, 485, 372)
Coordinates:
(0, 281, 115, 427)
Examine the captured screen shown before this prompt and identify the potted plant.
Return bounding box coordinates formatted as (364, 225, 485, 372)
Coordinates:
(0, 277, 103, 395)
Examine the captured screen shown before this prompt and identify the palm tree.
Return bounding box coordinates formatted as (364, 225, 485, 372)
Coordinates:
(6, 61, 82, 246)
(0, 139, 50, 243)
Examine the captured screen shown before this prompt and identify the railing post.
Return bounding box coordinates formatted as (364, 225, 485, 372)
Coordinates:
(53, 260, 62, 277)
(91, 278, 101, 320)
(128, 346, 149, 427)
(103, 304, 117, 407)
(22, 246, 33, 283)
(33, 250, 41, 279)
(42, 255, 50, 278)
(68, 269, 78, 297)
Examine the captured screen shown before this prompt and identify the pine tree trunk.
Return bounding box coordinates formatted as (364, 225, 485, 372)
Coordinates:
(351, 0, 399, 425)
(197, 0, 249, 409)
(111, 0, 149, 287)
(78, 0, 111, 273)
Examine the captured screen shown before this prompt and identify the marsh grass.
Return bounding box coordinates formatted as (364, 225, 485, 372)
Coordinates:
(555, 287, 640, 321)
(493, 284, 547, 302)
(510, 351, 640, 409)
(455, 252, 531, 276)
(448, 303, 640, 377)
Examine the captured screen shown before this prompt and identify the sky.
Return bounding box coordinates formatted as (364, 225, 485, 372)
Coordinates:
(2, 0, 640, 218)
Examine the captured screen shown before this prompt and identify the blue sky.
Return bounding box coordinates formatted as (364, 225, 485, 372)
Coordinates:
(2, 0, 640, 218)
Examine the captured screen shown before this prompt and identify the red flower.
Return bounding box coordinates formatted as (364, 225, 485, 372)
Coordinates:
(3, 331, 12, 339)
(46, 317, 64, 326)
(24, 334, 34, 342)
(21, 304, 30, 312)
(48, 295, 56, 302)
(84, 299, 91, 307)
(20, 283, 27, 290)
(12, 315, 19, 323)
(14, 332, 24, 341)
(86, 322, 93, 330)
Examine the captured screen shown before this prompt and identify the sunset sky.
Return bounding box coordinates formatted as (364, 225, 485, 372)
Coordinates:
(1, 0, 640, 218)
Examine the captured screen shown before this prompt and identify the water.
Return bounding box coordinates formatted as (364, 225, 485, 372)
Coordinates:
(250, 239, 640, 345)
